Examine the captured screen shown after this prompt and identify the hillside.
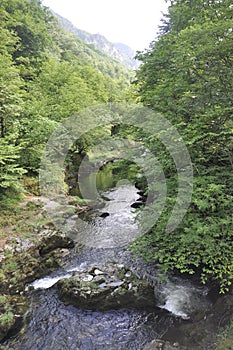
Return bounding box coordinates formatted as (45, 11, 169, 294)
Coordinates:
(0, 0, 133, 196)
(54, 12, 139, 70)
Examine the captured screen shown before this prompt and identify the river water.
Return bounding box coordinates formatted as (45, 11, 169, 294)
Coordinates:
(2, 167, 212, 349)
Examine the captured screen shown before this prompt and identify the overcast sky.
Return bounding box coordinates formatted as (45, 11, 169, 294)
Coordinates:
(42, 0, 168, 51)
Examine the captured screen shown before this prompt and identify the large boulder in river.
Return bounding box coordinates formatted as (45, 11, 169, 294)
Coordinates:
(56, 263, 157, 311)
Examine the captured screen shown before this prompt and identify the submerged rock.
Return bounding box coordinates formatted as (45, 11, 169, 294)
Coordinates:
(143, 339, 187, 350)
(131, 201, 144, 209)
(56, 263, 157, 311)
(99, 212, 110, 218)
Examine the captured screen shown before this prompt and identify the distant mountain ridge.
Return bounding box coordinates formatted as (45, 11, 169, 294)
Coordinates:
(54, 12, 139, 70)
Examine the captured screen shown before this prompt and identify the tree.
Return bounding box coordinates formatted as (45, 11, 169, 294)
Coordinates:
(2, 0, 51, 79)
(0, 137, 26, 198)
(0, 53, 23, 138)
(133, 0, 233, 292)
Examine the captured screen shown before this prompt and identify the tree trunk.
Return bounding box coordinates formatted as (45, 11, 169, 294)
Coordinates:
(0, 115, 5, 138)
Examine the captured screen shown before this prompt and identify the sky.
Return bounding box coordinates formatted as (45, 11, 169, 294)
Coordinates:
(42, 0, 168, 51)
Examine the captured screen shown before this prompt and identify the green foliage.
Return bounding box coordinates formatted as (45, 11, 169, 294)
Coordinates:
(2, 0, 51, 78)
(133, 0, 233, 291)
(0, 137, 26, 197)
(0, 311, 14, 329)
(0, 0, 131, 199)
(0, 52, 23, 137)
(0, 295, 15, 333)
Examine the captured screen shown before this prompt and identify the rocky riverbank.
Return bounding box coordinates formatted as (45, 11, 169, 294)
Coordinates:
(0, 195, 86, 342)
(0, 223, 75, 342)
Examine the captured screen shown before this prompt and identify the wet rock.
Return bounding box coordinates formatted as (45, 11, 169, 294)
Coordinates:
(137, 190, 144, 196)
(56, 263, 157, 311)
(0, 317, 15, 343)
(0, 295, 27, 342)
(92, 275, 106, 284)
(38, 233, 74, 255)
(59, 248, 70, 257)
(81, 274, 94, 282)
(99, 212, 110, 218)
(0, 225, 76, 339)
(143, 339, 187, 350)
(131, 201, 144, 209)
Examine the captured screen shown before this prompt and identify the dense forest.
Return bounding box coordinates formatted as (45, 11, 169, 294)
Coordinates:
(0, 0, 232, 294)
(133, 0, 233, 292)
(0, 0, 132, 203)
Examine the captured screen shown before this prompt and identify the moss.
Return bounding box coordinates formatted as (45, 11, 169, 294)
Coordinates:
(0, 312, 14, 329)
(215, 320, 233, 350)
(215, 338, 233, 350)
(118, 268, 127, 280)
(21, 176, 40, 196)
(0, 199, 47, 240)
(81, 281, 99, 289)
(0, 296, 16, 341)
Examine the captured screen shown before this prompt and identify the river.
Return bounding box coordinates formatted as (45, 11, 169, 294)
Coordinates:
(2, 164, 213, 349)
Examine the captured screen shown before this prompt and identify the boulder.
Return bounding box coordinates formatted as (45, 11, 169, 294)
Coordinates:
(38, 232, 74, 255)
(56, 263, 157, 311)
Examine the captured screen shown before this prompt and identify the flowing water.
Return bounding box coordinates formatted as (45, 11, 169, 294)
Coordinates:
(2, 165, 212, 350)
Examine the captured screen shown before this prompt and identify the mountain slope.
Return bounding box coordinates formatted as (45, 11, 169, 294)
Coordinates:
(54, 12, 139, 70)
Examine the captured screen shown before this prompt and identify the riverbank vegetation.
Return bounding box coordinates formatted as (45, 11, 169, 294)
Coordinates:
(132, 0, 233, 294)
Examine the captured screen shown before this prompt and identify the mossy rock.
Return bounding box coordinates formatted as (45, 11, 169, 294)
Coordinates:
(0, 295, 27, 342)
(0, 311, 15, 342)
(38, 234, 74, 255)
(56, 263, 157, 311)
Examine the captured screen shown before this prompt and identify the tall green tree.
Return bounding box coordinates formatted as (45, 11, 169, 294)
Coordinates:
(0, 10, 26, 196)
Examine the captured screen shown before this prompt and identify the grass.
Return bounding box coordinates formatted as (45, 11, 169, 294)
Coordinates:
(0, 197, 48, 242)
